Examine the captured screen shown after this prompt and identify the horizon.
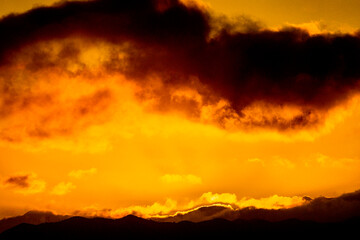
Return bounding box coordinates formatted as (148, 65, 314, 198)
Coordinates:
(1, 0, 360, 226)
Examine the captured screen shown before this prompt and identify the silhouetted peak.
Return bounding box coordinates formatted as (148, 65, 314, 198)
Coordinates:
(2, 213, 360, 239)
(23, 211, 55, 217)
(119, 214, 149, 223)
(340, 189, 360, 201)
(0, 210, 70, 234)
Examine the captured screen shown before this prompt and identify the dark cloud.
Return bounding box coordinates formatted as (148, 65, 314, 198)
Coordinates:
(4, 175, 30, 188)
(1, 0, 360, 130)
(0, 0, 210, 64)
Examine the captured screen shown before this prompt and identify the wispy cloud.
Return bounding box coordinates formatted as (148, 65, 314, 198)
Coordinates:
(68, 168, 97, 179)
(2, 173, 46, 194)
(51, 182, 76, 195)
(73, 191, 305, 219)
(247, 158, 265, 166)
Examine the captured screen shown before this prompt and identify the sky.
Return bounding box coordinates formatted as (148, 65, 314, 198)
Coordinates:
(0, 0, 360, 219)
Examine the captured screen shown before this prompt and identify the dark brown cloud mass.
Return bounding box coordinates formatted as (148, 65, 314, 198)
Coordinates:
(1, 0, 360, 132)
(4, 175, 30, 188)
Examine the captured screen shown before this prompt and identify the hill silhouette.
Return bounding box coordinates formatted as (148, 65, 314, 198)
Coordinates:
(2, 189, 360, 238)
(1, 214, 359, 239)
(0, 211, 70, 234)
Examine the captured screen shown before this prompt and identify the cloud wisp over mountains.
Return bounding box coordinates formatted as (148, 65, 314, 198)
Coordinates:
(1, 188, 360, 237)
(153, 189, 360, 223)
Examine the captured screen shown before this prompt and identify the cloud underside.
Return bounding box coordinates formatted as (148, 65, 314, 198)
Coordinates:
(1, 0, 360, 144)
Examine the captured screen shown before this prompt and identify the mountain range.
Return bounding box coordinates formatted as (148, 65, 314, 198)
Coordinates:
(1, 189, 360, 239)
(1, 214, 359, 239)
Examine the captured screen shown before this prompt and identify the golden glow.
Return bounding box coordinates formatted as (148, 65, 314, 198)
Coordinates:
(51, 182, 76, 196)
(70, 192, 306, 219)
(1, 0, 360, 220)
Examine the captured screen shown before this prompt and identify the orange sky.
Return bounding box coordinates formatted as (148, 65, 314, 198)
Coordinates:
(2, 0, 360, 31)
(1, 0, 360, 219)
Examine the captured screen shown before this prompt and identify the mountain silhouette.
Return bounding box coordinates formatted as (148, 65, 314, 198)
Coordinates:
(0, 211, 70, 234)
(1, 214, 359, 239)
(2, 189, 360, 239)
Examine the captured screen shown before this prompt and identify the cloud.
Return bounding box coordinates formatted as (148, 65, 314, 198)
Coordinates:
(282, 20, 358, 35)
(160, 174, 202, 184)
(198, 192, 237, 204)
(16, 189, 353, 224)
(247, 158, 265, 166)
(2, 173, 46, 194)
(304, 153, 356, 168)
(62, 189, 360, 223)
(237, 195, 304, 209)
(152, 189, 360, 223)
(51, 182, 76, 195)
(74, 198, 178, 219)
(68, 168, 97, 179)
(72, 191, 305, 219)
(4, 175, 29, 188)
(226, 189, 360, 222)
(4, 188, 358, 224)
(0, 0, 360, 147)
(247, 156, 296, 168)
(193, 192, 304, 210)
(272, 156, 295, 169)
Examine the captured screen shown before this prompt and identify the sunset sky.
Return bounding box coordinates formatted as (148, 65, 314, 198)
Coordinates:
(1, 0, 360, 219)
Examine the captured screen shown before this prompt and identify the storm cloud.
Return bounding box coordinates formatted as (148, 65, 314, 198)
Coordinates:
(1, 0, 360, 134)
